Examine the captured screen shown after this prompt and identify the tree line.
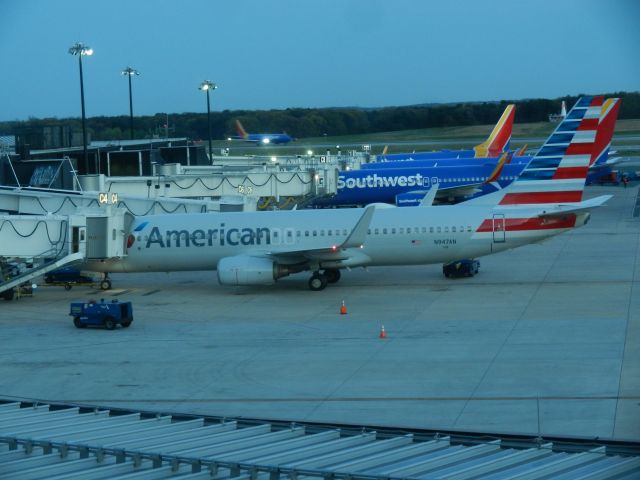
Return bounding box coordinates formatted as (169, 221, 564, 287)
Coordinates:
(2, 91, 638, 142)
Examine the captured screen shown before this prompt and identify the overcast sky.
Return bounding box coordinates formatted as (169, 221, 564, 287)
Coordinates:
(1, 0, 638, 121)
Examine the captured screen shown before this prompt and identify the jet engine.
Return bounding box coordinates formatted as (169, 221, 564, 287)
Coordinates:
(217, 255, 301, 286)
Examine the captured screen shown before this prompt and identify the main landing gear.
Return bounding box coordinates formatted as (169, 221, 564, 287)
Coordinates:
(308, 269, 341, 291)
(100, 273, 112, 291)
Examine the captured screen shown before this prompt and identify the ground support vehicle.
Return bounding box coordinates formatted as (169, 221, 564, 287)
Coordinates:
(443, 259, 480, 278)
(70, 299, 133, 330)
(45, 267, 111, 291)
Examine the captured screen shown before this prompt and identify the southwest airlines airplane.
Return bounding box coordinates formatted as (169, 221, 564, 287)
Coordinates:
(378, 103, 515, 161)
(86, 97, 611, 291)
(313, 98, 620, 206)
(228, 120, 292, 145)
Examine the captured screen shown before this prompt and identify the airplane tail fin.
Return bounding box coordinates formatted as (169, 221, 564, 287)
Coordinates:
(473, 104, 515, 158)
(591, 98, 621, 167)
(235, 120, 249, 139)
(514, 144, 528, 157)
(466, 96, 603, 206)
(499, 96, 603, 205)
(486, 152, 512, 183)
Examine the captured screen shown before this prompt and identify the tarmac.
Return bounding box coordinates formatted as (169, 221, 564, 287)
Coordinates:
(0, 184, 638, 441)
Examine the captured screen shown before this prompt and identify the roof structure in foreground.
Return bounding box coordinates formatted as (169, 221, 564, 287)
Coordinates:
(1, 399, 639, 479)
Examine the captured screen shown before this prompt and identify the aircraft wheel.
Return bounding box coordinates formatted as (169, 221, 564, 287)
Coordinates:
(73, 317, 84, 328)
(104, 316, 116, 330)
(323, 269, 341, 284)
(100, 280, 112, 290)
(64, 283, 72, 291)
(308, 273, 328, 291)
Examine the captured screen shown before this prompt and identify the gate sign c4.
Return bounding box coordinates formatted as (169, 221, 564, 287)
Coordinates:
(99, 193, 119, 205)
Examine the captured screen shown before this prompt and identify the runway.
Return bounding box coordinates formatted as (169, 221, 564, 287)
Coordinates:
(0, 184, 638, 441)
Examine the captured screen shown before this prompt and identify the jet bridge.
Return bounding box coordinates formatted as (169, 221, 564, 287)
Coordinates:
(76, 164, 338, 207)
(0, 185, 219, 216)
(0, 209, 133, 298)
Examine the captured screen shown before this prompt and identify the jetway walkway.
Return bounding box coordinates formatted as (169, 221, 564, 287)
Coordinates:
(0, 209, 133, 299)
(0, 185, 219, 217)
(77, 163, 338, 207)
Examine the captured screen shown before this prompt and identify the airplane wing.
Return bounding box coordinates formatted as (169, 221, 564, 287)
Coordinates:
(419, 183, 439, 206)
(261, 205, 376, 266)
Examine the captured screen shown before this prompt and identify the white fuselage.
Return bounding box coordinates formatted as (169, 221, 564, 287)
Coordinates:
(84, 203, 582, 274)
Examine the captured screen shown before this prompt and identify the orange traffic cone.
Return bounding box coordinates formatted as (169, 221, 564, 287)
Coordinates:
(379, 325, 386, 339)
(340, 300, 347, 315)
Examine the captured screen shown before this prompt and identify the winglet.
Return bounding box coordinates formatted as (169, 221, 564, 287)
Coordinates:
(340, 205, 375, 249)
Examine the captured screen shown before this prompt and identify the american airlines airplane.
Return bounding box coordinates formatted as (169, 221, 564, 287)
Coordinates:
(86, 97, 610, 291)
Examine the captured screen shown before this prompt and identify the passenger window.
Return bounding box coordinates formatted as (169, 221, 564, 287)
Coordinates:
(467, 226, 472, 232)
(320, 230, 325, 236)
(328, 229, 332, 236)
(452, 226, 456, 233)
(429, 227, 434, 233)
(296, 231, 301, 237)
(391, 228, 396, 234)
(305, 231, 309, 237)
(287, 230, 293, 237)
(383, 228, 388, 234)
(444, 226, 449, 233)
(343, 229, 348, 235)
(375, 228, 379, 235)
(367, 229, 371, 234)
(399, 227, 404, 234)
(421, 227, 426, 233)
(437, 226, 441, 233)
(313, 230, 317, 237)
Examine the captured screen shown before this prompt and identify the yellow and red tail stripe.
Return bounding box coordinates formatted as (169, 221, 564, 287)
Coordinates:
(590, 98, 620, 167)
(473, 104, 515, 158)
(486, 152, 512, 183)
(235, 120, 249, 139)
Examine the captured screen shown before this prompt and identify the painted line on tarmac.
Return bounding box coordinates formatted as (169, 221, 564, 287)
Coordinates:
(56, 395, 640, 403)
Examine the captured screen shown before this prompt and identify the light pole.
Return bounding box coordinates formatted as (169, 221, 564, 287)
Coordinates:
(198, 80, 217, 162)
(121, 66, 139, 140)
(68, 42, 93, 173)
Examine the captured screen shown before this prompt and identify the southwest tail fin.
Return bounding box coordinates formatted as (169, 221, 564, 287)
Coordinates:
(486, 152, 512, 183)
(473, 104, 515, 158)
(515, 144, 528, 157)
(591, 98, 621, 167)
(235, 120, 249, 139)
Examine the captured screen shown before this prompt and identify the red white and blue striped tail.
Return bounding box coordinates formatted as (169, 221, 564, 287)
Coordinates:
(497, 96, 603, 205)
